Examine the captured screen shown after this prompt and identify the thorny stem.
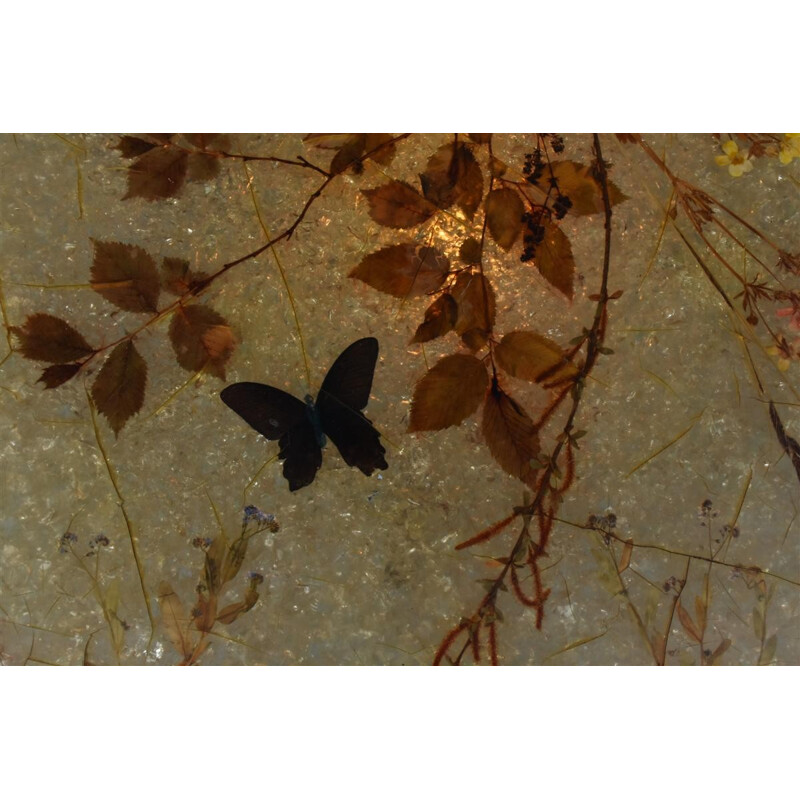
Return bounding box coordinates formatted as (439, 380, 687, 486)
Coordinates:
(436, 134, 617, 665)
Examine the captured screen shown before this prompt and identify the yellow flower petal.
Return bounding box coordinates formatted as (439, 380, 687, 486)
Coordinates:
(778, 358, 790, 372)
(729, 162, 744, 177)
(741, 159, 754, 173)
(722, 140, 739, 156)
(779, 149, 793, 165)
(715, 155, 731, 166)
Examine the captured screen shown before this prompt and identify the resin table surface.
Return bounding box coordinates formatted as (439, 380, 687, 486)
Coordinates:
(1, 133, 797, 665)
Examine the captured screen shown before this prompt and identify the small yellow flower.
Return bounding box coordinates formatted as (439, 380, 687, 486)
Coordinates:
(714, 139, 754, 177)
(766, 345, 791, 372)
(778, 133, 800, 165)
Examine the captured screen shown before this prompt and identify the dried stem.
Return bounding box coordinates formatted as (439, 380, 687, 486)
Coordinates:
(435, 133, 617, 665)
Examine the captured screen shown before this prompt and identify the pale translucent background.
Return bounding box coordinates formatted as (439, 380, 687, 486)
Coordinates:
(1, 133, 797, 664)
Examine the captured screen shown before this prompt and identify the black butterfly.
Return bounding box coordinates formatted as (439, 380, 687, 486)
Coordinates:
(221, 337, 388, 491)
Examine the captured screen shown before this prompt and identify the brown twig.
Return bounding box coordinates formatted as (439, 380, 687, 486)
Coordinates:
(435, 133, 617, 665)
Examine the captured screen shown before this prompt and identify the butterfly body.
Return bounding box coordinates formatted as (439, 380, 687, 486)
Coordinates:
(303, 395, 327, 447)
(221, 338, 387, 491)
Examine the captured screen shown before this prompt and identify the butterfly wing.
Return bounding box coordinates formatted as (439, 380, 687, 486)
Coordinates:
(316, 338, 388, 476)
(220, 382, 322, 491)
(318, 337, 379, 412)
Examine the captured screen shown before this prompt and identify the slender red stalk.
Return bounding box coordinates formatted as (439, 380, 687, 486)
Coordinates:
(455, 512, 518, 551)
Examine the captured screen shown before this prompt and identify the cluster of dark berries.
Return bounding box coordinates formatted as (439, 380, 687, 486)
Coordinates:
(663, 575, 684, 594)
(522, 149, 545, 183)
(520, 210, 546, 263)
(549, 134, 565, 154)
(59, 531, 78, 554)
(552, 193, 572, 219)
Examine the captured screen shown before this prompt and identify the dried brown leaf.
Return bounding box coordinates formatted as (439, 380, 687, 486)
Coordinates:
(38, 363, 81, 389)
(709, 638, 732, 665)
(215, 600, 249, 625)
(752, 605, 765, 641)
(534, 221, 574, 299)
(420, 142, 483, 220)
(364, 133, 396, 166)
(115, 135, 159, 158)
(306, 133, 396, 172)
(488, 156, 508, 177)
(192, 593, 217, 634)
(652, 633, 667, 665)
(676, 600, 702, 643)
(329, 134, 366, 175)
(459, 237, 482, 265)
(187, 152, 220, 182)
(450, 272, 495, 338)
(123, 144, 189, 200)
(618, 538, 634, 573)
(91, 341, 147, 436)
(468, 134, 492, 144)
(221, 537, 249, 585)
(362, 180, 437, 228)
(694, 595, 707, 634)
(768, 400, 800, 486)
(157, 581, 194, 660)
(11, 313, 94, 363)
(536, 160, 628, 216)
(90, 240, 161, 313)
(204, 536, 227, 595)
(350, 244, 449, 298)
(161, 257, 210, 296)
(216, 587, 259, 625)
(760, 634, 777, 665)
(460, 328, 489, 351)
(303, 133, 354, 149)
(409, 353, 488, 432)
(183, 133, 229, 151)
(482, 380, 541, 486)
(103, 579, 126, 659)
(494, 330, 578, 386)
(411, 294, 458, 343)
(169, 305, 236, 380)
(485, 187, 524, 251)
